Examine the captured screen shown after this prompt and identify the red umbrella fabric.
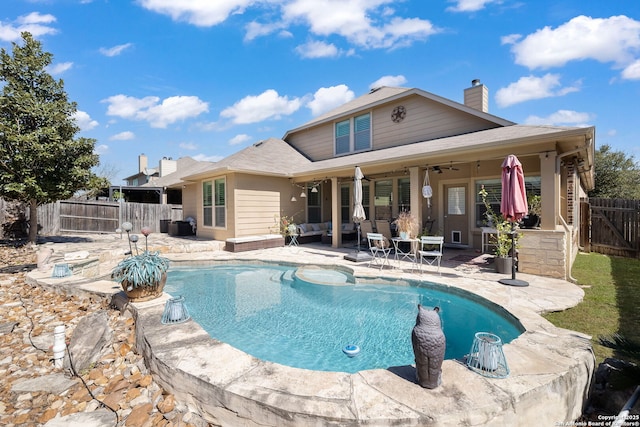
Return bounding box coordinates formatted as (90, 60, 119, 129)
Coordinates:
(500, 154, 528, 222)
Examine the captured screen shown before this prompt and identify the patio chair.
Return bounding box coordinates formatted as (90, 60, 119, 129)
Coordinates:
(367, 232, 392, 270)
(359, 220, 374, 245)
(418, 236, 444, 274)
(375, 220, 393, 241)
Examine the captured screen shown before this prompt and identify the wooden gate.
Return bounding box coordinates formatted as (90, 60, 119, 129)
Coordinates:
(587, 198, 640, 258)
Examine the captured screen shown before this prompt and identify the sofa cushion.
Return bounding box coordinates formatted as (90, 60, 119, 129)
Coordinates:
(298, 223, 308, 233)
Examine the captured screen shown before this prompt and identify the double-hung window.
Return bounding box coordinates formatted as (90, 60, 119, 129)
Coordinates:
(475, 177, 540, 227)
(335, 113, 371, 155)
(214, 178, 226, 228)
(203, 181, 213, 227)
(203, 178, 226, 228)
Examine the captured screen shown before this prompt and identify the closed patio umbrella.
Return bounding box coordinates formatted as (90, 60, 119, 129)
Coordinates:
(345, 166, 370, 262)
(499, 154, 529, 287)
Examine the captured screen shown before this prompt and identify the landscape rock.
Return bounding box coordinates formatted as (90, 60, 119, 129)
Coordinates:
(67, 310, 113, 373)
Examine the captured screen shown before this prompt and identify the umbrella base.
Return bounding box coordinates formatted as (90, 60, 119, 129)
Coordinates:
(498, 278, 529, 287)
(344, 251, 372, 262)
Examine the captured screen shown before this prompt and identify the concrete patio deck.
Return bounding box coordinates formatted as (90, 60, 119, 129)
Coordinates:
(27, 233, 595, 426)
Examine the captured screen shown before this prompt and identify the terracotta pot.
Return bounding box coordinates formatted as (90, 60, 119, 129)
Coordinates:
(121, 272, 167, 302)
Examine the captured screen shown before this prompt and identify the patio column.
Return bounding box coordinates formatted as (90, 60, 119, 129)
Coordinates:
(409, 166, 421, 229)
(540, 152, 556, 230)
(330, 177, 341, 247)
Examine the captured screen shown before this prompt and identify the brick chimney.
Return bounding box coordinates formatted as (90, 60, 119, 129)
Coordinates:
(464, 79, 489, 113)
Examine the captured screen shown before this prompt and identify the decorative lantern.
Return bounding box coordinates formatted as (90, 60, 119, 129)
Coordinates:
(466, 332, 509, 378)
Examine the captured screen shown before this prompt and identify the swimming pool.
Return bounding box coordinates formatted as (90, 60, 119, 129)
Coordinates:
(165, 263, 524, 373)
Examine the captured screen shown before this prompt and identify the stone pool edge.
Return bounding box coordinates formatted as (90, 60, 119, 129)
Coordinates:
(130, 260, 595, 427)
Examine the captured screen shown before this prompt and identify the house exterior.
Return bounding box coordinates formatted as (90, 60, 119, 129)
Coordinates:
(179, 82, 595, 280)
(112, 155, 213, 204)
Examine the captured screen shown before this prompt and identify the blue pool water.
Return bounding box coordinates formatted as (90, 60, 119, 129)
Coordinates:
(165, 264, 524, 373)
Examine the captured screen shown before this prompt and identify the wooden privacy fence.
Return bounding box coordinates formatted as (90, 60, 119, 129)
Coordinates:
(37, 200, 183, 235)
(584, 198, 640, 259)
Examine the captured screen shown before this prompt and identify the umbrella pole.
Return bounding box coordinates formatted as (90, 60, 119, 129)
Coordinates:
(498, 222, 529, 287)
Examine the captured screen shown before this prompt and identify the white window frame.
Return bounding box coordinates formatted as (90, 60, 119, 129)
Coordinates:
(202, 177, 227, 228)
(334, 112, 371, 155)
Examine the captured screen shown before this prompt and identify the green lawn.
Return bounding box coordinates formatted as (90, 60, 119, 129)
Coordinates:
(543, 252, 640, 366)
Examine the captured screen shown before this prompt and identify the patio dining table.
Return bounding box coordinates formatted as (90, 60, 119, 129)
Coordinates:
(391, 237, 420, 271)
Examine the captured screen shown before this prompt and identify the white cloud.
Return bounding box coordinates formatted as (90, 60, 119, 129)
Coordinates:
(244, 21, 288, 42)
(370, 74, 407, 89)
(306, 85, 355, 116)
(109, 131, 135, 141)
(73, 110, 99, 131)
(138, 0, 254, 27)
(141, 1, 439, 51)
(229, 134, 252, 145)
(295, 40, 340, 58)
(179, 142, 198, 150)
(282, 1, 439, 50)
(193, 153, 224, 162)
(99, 43, 133, 57)
(524, 110, 594, 127)
(446, 0, 500, 12)
(622, 59, 640, 80)
(500, 33, 521, 45)
(495, 74, 580, 107)
(103, 94, 209, 128)
(47, 61, 73, 75)
(220, 89, 302, 124)
(510, 15, 640, 74)
(0, 12, 58, 41)
(94, 144, 109, 155)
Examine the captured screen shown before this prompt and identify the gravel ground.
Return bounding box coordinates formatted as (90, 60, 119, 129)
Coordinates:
(0, 240, 211, 427)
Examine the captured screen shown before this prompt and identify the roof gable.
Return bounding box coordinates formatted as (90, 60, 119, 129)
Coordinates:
(283, 86, 513, 139)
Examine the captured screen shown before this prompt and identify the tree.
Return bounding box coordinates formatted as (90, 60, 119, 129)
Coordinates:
(0, 32, 99, 242)
(589, 144, 640, 200)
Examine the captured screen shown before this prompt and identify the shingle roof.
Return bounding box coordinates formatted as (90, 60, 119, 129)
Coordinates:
(181, 124, 593, 183)
(181, 138, 312, 181)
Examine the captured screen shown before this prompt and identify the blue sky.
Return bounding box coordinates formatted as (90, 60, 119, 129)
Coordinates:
(2, 0, 640, 183)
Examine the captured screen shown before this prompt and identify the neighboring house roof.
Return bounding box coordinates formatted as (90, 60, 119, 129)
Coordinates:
(140, 157, 212, 188)
(282, 86, 514, 140)
(182, 138, 312, 181)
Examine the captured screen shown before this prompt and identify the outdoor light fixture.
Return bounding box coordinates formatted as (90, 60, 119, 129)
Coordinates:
(291, 195, 297, 202)
(311, 186, 318, 193)
(300, 191, 306, 198)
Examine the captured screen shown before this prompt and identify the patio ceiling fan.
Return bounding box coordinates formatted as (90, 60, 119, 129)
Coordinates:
(431, 162, 459, 174)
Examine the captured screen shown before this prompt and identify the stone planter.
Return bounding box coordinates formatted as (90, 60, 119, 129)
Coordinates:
(494, 256, 512, 274)
(122, 273, 167, 302)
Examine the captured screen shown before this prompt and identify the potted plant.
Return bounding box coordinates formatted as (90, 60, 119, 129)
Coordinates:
(393, 211, 418, 239)
(111, 223, 170, 302)
(522, 195, 541, 228)
(479, 187, 521, 274)
(273, 214, 297, 244)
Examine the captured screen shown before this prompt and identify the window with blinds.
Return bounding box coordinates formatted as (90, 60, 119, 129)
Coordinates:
(448, 187, 466, 215)
(203, 181, 212, 227)
(214, 178, 226, 228)
(334, 113, 371, 155)
(475, 177, 541, 227)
